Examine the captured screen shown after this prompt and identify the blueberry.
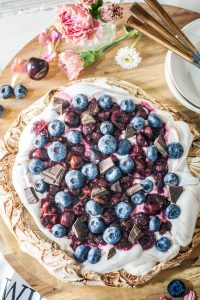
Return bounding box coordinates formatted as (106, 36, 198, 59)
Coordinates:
(48, 119, 65, 137)
(74, 244, 90, 263)
(98, 134, 117, 155)
(100, 121, 114, 135)
(88, 217, 105, 234)
(103, 226, 121, 245)
(28, 159, 45, 175)
(167, 279, 186, 298)
(149, 216, 160, 232)
(141, 179, 153, 192)
(81, 163, 98, 180)
(115, 202, 132, 219)
(47, 141, 67, 161)
(0, 85, 13, 99)
(167, 142, 184, 159)
(147, 145, 158, 161)
(165, 204, 181, 219)
(35, 179, 49, 193)
(0, 105, 5, 117)
(117, 139, 132, 155)
(85, 200, 102, 216)
(55, 191, 72, 208)
(120, 98, 135, 113)
(156, 236, 171, 252)
(14, 84, 28, 99)
(73, 94, 88, 110)
(65, 170, 84, 190)
(67, 130, 82, 144)
(119, 156, 135, 174)
(131, 116, 145, 130)
(164, 173, 179, 186)
(105, 167, 122, 183)
(51, 224, 66, 238)
(148, 114, 163, 128)
(98, 95, 113, 110)
(87, 247, 101, 264)
(33, 135, 46, 148)
(130, 190, 145, 205)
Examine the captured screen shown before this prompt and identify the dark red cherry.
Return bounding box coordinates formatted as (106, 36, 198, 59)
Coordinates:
(64, 111, 80, 127)
(27, 57, 49, 80)
(144, 194, 166, 216)
(138, 230, 156, 250)
(31, 148, 48, 161)
(60, 211, 75, 228)
(131, 212, 150, 230)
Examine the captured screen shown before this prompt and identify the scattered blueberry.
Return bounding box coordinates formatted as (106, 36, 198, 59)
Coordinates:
(119, 156, 135, 174)
(35, 179, 49, 193)
(164, 173, 179, 186)
(130, 190, 145, 205)
(98, 95, 113, 110)
(81, 163, 98, 180)
(167, 279, 186, 298)
(148, 114, 163, 128)
(88, 217, 105, 234)
(120, 98, 135, 113)
(74, 244, 90, 263)
(100, 121, 114, 135)
(51, 224, 66, 238)
(65, 170, 84, 190)
(103, 226, 121, 244)
(165, 204, 181, 219)
(48, 119, 65, 137)
(85, 200, 102, 216)
(67, 130, 82, 144)
(141, 179, 154, 192)
(33, 135, 46, 148)
(28, 159, 45, 175)
(55, 191, 72, 208)
(14, 84, 28, 99)
(156, 236, 171, 252)
(115, 202, 132, 219)
(0, 85, 13, 99)
(98, 134, 117, 154)
(131, 116, 145, 130)
(147, 145, 158, 161)
(105, 167, 122, 183)
(0, 105, 5, 117)
(47, 141, 67, 161)
(167, 142, 184, 159)
(117, 139, 132, 155)
(87, 247, 101, 264)
(73, 94, 88, 110)
(149, 216, 160, 232)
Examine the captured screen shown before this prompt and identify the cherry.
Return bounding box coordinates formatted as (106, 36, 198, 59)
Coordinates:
(27, 57, 49, 80)
(64, 111, 80, 127)
(60, 211, 75, 228)
(31, 148, 48, 161)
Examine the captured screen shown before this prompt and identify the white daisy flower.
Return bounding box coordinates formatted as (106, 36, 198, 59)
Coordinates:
(115, 46, 142, 70)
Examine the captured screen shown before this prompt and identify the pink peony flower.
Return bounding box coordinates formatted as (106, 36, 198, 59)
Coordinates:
(54, 4, 102, 45)
(58, 50, 84, 81)
(80, 0, 98, 4)
(100, 2, 123, 23)
(184, 291, 196, 300)
(39, 28, 62, 62)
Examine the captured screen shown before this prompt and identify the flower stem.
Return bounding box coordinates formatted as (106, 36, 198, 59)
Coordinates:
(131, 32, 143, 49)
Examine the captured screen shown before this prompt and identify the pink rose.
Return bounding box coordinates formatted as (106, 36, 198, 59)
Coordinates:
(58, 50, 84, 81)
(39, 28, 62, 62)
(100, 3, 123, 23)
(54, 4, 102, 45)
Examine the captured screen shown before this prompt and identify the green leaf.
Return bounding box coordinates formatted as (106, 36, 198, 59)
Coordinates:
(90, 0, 103, 19)
(79, 51, 102, 68)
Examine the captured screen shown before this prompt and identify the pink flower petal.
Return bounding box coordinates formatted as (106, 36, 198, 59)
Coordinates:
(58, 50, 84, 81)
(184, 291, 196, 300)
(11, 58, 27, 74)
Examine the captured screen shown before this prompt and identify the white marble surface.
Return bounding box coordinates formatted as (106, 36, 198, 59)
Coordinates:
(0, 0, 200, 71)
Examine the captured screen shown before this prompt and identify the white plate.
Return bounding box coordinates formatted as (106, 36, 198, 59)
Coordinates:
(168, 18, 200, 108)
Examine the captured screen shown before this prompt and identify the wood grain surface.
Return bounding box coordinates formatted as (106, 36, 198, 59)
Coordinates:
(0, 4, 200, 299)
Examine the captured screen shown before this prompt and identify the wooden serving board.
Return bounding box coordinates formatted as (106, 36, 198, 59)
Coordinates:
(0, 4, 200, 299)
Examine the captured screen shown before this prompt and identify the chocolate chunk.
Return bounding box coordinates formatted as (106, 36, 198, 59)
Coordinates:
(24, 187, 39, 204)
(81, 112, 96, 125)
(128, 224, 143, 243)
(72, 217, 88, 239)
(110, 181, 122, 192)
(154, 135, 167, 157)
(99, 157, 115, 174)
(126, 183, 143, 196)
(91, 187, 109, 198)
(41, 164, 65, 186)
(168, 186, 183, 203)
(88, 99, 100, 116)
(53, 97, 69, 114)
(107, 247, 116, 260)
(125, 125, 136, 139)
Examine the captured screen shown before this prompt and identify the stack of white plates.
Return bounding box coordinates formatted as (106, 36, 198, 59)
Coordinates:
(165, 18, 200, 113)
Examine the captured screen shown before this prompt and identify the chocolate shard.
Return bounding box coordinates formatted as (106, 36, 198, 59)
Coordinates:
(107, 247, 116, 260)
(99, 157, 115, 174)
(168, 186, 183, 203)
(110, 181, 122, 192)
(72, 217, 88, 239)
(128, 224, 143, 243)
(53, 96, 69, 114)
(126, 183, 143, 196)
(24, 187, 39, 204)
(154, 135, 167, 157)
(125, 125, 136, 139)
(91, 187, 109, 198)
(81, 111, 96, 125)
(41, 164, 65, 186)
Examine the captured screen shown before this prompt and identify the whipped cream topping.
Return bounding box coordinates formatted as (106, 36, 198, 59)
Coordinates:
(12, 79, 200, 277)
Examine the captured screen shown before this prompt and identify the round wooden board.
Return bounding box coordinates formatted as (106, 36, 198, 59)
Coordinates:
(0, 4, 200, 299)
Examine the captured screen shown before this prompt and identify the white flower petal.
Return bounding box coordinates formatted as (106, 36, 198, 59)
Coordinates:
(115, 46, 142, 70)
